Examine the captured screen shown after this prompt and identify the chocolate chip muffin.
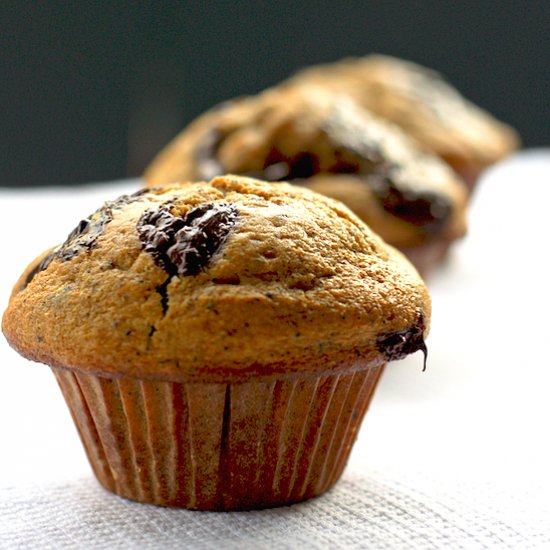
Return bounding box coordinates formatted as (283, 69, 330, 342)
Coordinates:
(3, 175, 430, 510)
(285, 55, 519, 188)
(145, 86, 468, 275)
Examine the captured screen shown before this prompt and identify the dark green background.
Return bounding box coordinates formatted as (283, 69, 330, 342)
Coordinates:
(1, 1, 548, 186)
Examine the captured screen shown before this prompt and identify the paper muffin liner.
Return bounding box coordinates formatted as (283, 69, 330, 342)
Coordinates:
(52, 364, 385, 510)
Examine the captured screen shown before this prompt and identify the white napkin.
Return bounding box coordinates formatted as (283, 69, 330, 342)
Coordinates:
(1, 470, 547, 550)
(1, 151, 549, 549)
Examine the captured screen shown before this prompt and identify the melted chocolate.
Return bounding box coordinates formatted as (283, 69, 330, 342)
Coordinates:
(58, 191, 150, 261)
(137, 202, 238, 276)
(57, 209, 113, 262)
(367, 172, 452, 233)
(376, 314, 428, 370)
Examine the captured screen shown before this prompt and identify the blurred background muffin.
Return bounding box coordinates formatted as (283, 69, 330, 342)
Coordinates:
(145, 86, 468, 276)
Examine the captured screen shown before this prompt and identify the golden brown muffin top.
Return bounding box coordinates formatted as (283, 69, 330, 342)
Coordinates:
(145, 86, 467, 249)
(3, 176, 430, 382)
(285, 55, 519, 173)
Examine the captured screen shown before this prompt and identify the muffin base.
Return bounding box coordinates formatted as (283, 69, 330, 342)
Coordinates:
(53, 364, 385, 510)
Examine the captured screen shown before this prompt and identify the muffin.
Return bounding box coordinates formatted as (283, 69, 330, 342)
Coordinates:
(3, 175, 430, 510)
(285, 54, 519, 188)
(145, 86, 468, 276)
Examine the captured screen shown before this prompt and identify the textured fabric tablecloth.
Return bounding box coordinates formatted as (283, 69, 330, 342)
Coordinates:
(1, 151, 549, 549)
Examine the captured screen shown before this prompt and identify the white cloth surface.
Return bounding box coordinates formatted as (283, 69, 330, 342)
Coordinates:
(1, 151, 549, 549)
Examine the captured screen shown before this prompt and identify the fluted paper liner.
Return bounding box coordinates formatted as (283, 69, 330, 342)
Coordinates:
(53, 364, 384, 510)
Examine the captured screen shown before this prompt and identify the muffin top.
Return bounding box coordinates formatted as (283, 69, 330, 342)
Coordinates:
(285, 55, 519, 175)
(2, 176, 430, 382)
(145, 86, 467, 249)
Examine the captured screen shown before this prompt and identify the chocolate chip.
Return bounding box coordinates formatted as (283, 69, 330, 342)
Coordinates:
(57, 211, 112, 262)
(66, 218, 91, 242)
(368, 172, 451, 234)
(376, 314, 428, 370)
(137, 202, 238, 276)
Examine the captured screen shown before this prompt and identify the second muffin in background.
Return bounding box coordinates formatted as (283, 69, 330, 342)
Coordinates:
(145, 86, 468, 276)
